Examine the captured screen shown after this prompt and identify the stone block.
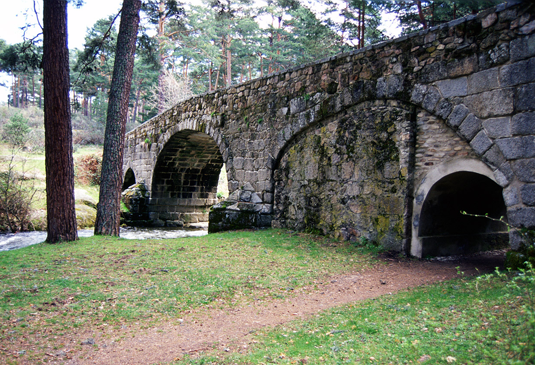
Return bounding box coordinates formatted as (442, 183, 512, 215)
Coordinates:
(447, 104, 470, 128)
(510, 33, 535, 62)
(482, 117, 511, 138)
(499, 58, 535, 87)
(496, 136, 535, 159)
(467, 68, 499, 94)
(515, 83, 535, 112)
(422, 87, 441, 112)
(482, 12, 497, 28)
(464, 88, 514, 118)
(503, 185, 520, 206)
(512, 158, 535, 182)
(233, 157, 244, 169)
(521, 184, 535, 206)
(495, 161, 514, 187)
(459, 113, 482, 141)
(436, 77, 468, 98)
(421, 61, 448, 82)
(435, 99, 453, 120)
(483, 144, 506, 169)
(447, 55, 478, 78)
(507, 207, 535, 229)
(511, 112, 535, 135)
(520, 20, 535, 35)
(244, 158, 254, 170)
(376, 75, 404, 99)
(290, 97, 306, 115)
(410, 84, 427, 104)
(470, 130, 493, 155)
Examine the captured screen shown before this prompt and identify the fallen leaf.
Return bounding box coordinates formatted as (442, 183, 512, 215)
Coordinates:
(418, 354, 431, 362)
(446, 356, 456, 363)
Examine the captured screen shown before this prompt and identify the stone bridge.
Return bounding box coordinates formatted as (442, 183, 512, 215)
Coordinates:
(123, 0, 535, 257)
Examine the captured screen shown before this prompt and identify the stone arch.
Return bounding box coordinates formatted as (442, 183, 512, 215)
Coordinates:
(149, 129, 225, 227)
(411, 158, 508, 257)
(122, 168, 136, 191)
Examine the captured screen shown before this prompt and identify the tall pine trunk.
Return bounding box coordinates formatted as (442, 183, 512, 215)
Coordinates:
(95, 0, 141, 236)
(43, 0, 78, 243)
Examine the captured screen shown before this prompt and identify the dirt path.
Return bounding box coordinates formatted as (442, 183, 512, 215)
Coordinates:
(62, 252, 504, 365)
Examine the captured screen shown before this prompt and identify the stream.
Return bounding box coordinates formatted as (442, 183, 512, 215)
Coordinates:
(0, 225, 208, 252)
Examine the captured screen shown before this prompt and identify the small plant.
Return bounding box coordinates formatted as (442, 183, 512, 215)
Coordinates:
(216, 192, 226, 199)
(304, 93, 311, 102)
(2, 113, 31, 148)
(75, 154, 102, 185)
(462, 211, 534, 269)
(0, 152, 39, 232)
(144, 137, 151, 144)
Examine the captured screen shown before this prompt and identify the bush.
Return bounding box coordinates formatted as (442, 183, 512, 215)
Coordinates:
(2, 113, 31, 148)
(75, 153, 102, 185)
(0, 160, 39, 232)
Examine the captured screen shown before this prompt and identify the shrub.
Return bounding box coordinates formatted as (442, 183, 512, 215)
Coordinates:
(0, 159, 39, 232)
(2, 113, 31, 148)
(75, 153, 102, 185)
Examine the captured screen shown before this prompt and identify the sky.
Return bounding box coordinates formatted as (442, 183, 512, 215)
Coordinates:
(0, 0, 123, 102)
(0, 0, 400, 103)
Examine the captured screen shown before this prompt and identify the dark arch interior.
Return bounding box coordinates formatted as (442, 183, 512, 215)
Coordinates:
(418, 171, 508, 257)
(151, 131, 224, 226)
(122, 168, 136, 191)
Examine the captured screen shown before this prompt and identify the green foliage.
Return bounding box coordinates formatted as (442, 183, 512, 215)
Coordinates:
(384, 0, 502, 34)
(2, 113, 31, 148)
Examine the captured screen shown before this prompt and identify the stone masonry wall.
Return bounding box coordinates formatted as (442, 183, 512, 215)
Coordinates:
(414, 109, 478, 185)
(272, 100, 414, 249)
(124, 0, 535, 253)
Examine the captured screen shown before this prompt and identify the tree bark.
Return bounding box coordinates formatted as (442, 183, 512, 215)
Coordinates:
(95, 0, 141, 236)
(157, 0, 166, 113)
(415, 0, 428, 29)
(43, 0, 78, 243)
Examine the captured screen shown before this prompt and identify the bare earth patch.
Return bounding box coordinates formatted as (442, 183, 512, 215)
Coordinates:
(36, 250, 504, 365)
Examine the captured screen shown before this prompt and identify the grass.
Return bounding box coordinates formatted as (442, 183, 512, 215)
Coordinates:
(0, 229, 376, 362)
(177, 266, 535, 365)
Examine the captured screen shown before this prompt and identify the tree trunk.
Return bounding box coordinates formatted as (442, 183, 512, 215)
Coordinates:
(38, 75, 42, 108)
(31, 75, 35, 106)
(132, 78, 142, 123)
(95, 0, 141, 236)
(415, 0, 427, 29)
(209, 64, 213, 92)
(361, 1, 366, 49)
(157, 0, 166, 113)
(42, 0, 78, 243)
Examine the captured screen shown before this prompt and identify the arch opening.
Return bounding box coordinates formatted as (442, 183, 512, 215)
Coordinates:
(418, 171, 508, 257)
(150, 130, 224, 227)
(122, 168, 136, 191)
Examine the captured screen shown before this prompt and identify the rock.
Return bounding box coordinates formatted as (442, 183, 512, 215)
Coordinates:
(76, 205, 97, 229)
(75, 189, 98, 209)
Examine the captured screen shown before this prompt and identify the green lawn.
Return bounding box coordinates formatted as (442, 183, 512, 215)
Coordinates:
(0, 229, 376, 363)
(1, 230, 533, 364)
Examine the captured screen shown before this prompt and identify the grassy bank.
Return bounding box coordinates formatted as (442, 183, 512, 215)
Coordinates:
(0, 229, 376, 363)
(178, 265, 535, 365)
